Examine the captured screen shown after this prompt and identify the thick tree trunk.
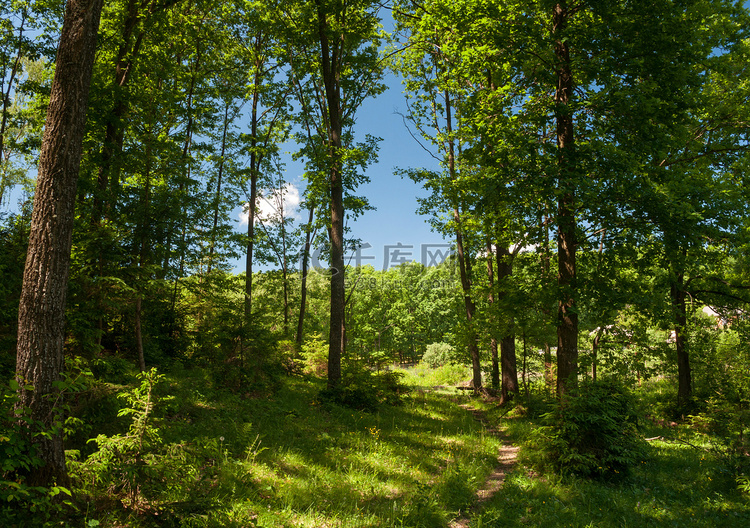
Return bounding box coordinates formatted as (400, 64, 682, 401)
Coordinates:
(553, 2, 578, 398)
(328, 169, 345, 388)
(15, 0, 103, 488)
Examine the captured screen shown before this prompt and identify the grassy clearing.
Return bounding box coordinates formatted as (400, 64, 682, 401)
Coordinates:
(69, 368, 502, 527)
(53, 370, 750, 527)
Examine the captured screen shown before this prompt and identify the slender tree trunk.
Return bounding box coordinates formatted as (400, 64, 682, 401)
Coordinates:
(672, 271, 691, 405)
(455, 214, 481, 389)
(592, 327, 603, 382)
(541, 209, 554, 392)
(245, 70, 261, 323)
(0, 9, 27, 187)
(296, 204, 315, 345)
(90, 0, 147, 353)
(92, 0, 149, 224)
(15, 0, 103, 488)
(553, 2, 578, 397)
(316, 1, 345, 389)
(444, 89, 481, 389)
(496, 243, 518, 402)
(207, 102, 230, 274)
(166, 45, 199, 340)
(134, 129, 153, 372)
(135, 294, 146, 372)
(485, 239, 500, 390)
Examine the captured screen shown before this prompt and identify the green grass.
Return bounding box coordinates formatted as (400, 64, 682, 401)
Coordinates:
(473, 389, 750, 528)
(59, 369, 750, 528)
(68, 368, 502, 527)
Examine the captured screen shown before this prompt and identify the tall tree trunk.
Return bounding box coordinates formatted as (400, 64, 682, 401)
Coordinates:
(135, 294, 146, 372)
(672, 270, 691, 405)
(485, 239, 500, 390)
(496, 243, 518, 402)
(207, 102, 230, 274)
(135, 129, 153, 372)
(91, 0, 149, 224)
(445, 86, 481, 390)
(316, 1, 345, 389)
(553, 2, 578, 397)
(0, 8, 27, 192)
(15, 0, 103, 488)
(244, 66, 262, 323)
(591, 327, 603, 382)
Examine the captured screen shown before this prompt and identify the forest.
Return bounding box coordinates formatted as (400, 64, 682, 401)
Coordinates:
(1, 0, 750, 526)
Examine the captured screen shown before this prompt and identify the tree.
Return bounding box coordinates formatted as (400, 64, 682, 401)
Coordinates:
(281, 0, 384, 389)
(0, 1, 57, 206)
(15, 0, 103, 487)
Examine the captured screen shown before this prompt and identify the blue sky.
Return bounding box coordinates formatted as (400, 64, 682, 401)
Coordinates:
(236, 64, 453, 274)
(253, 72, 451, 274)
(2, 6, 452, 275)
(2, 70, 450, 275)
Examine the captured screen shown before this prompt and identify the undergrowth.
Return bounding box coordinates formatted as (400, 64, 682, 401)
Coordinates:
(53, 366, 500, 527)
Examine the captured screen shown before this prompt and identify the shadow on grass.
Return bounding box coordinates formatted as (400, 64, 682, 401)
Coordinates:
(472, 411, 750, 528)
(93, 370, 505, 527)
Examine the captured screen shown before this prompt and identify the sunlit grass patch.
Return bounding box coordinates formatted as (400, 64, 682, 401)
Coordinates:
(472, 412, 750, 528)
(75, 371, 502, 527)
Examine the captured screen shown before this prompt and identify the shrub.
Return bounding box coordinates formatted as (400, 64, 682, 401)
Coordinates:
(319, 362, 406, 412)
(301, 334, 328, 377)
(532, 379, 645, 479)
(421, 342, 456, 368)
(1, 380, 74, 525)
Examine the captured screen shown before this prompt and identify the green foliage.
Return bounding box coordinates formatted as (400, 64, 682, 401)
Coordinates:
(0, 380, 73, 526)
(422, 342, 457, 368)
(319, 362, 406, 412)
(300, 332, 328, 377)
(532, 379, 645, 479)
(397, 362, 469, 388)
(71, 368, 170, 509)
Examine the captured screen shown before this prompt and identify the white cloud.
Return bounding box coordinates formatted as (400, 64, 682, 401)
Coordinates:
(238, 183, 301, 225)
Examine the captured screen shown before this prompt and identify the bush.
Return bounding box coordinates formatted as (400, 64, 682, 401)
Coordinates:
(532, 379, 645, 479)
(421, 342, 456, 368)
(319, 362, 406, 412)
(301, 334, 328, 377)
(1, 380, 74, 526)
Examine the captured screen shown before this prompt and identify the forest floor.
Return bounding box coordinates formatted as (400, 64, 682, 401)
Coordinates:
(449, 403, 520, 528)
(48, 368, 750, 528)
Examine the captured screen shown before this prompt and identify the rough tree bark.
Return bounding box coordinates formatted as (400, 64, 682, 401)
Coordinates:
(15, 0, 103, 487)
